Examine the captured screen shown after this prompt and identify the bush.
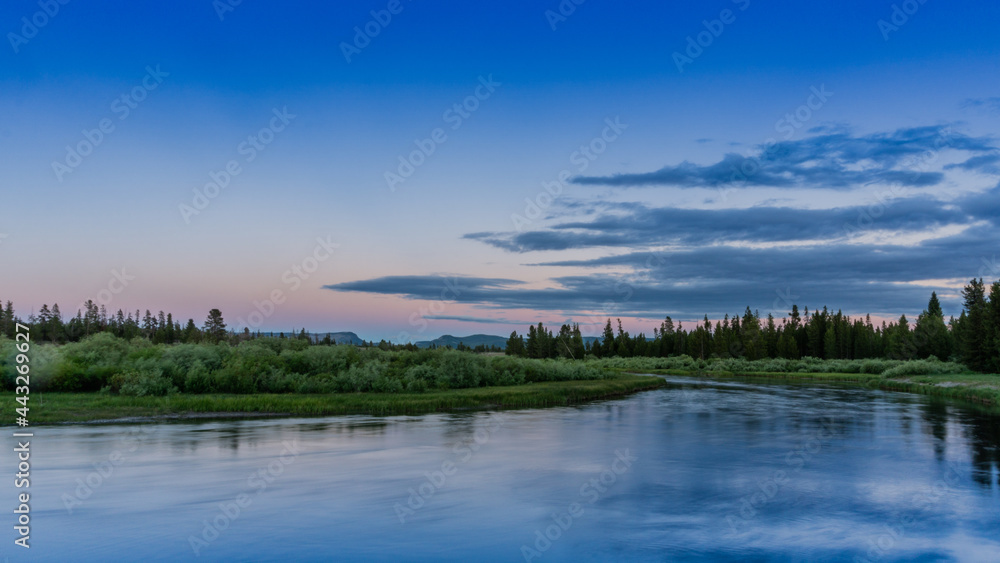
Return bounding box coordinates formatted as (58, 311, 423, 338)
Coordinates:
(882, 359, 967, 378)
(108, 368, 175, 397)
(182, 360, 214, 393)
(343, 361, 387, 392)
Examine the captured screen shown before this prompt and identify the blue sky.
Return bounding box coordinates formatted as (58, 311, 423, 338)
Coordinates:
(2, 0, 999, 341)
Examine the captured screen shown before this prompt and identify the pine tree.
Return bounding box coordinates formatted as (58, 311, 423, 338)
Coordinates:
(183, 318, 201, 343)
(915, 291, 951, 360)
(601, 319, 616, 357)
(50, 303, 64, 342)
(985, 282, 1000, 372)
(960, 279, 988, 371)
(888, 314, 914, 360)
(505, 331, 525, 356)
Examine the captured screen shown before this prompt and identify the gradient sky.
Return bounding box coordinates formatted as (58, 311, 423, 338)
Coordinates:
(2, 0, 999, 342)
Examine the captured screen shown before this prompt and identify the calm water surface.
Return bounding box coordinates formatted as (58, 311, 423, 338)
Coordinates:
(5, 376, 1000, 562)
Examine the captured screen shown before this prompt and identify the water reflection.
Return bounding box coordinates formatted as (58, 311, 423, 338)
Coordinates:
(5, 376, 1000, 562)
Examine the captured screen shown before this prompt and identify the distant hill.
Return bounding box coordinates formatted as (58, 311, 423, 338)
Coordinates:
(310, 331, 364, 345)
(415, 334, 604, 350)
(414, 334, 508, 349)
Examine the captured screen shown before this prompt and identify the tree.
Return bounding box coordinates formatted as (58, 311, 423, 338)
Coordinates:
(615, 319, 632, 357)
(570, 324, 586, 359)
(914, 291, 951, 360)
(986, 282, 1000, 372)
(601, 319, 616, 357)
(525, 324, 540, 358)
(49, 303, 64, 342)
(505, 331, 525, 356)
(183, 318, 200, 344)
(658, 316, 675, 357)
(888, 314, 914, 360)
(741, 307, 761, 360)
(556, 324, 577, 359)
(778, 328, 799, 359)
(960, 279, 988, 371)
(1, 301, 14, 338)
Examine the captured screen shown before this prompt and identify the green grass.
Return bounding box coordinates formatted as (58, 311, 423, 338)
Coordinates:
(2, 373, 666, 425)
(637, 368, 1000, 411)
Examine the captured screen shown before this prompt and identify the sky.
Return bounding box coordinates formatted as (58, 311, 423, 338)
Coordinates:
(1, 0, 999, 342)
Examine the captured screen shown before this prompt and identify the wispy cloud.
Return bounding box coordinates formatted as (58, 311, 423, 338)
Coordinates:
(327, 126, 1000, 322)
(466, 195, 970, 252)
(571, 126, 994, 190)
(961, 97, 1000, 113)
(325, 275, 524, 297)
(422, 315, 531, 325)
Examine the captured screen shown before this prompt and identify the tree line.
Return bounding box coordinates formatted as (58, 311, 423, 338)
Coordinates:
(0, 300, 500, 353)
(504, 280, 1000, 373)
(3, 278, 998, 372)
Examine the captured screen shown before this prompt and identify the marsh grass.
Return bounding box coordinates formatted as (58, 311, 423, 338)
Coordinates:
(3, 374, 666, 424)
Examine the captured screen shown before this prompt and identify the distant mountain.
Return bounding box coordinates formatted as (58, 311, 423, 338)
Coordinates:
(311, 331, 364, 345)
(414, 334, 508, 349)
(415, 334, 604, 350)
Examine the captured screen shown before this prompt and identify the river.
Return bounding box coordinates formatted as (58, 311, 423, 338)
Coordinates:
(5, 376, 1000, 562)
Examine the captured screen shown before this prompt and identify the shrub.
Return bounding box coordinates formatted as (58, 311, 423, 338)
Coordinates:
(882, 359, 967, 378)
(182, 361, 214, 393)
(108, 368, 175, 397)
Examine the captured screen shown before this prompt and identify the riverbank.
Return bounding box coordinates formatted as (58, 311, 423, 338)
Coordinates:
(641, 369, 1000, 410)
(2, 373, 666, 425)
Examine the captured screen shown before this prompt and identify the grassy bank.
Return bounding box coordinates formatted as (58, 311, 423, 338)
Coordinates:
(639, 368, 1000, 410)
(2, 373, 666, 425)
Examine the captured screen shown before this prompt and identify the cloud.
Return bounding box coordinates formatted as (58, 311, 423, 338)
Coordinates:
(326, 223, 999, 321)
(944, 153, 1000, 174)
(961, 97, 1000, 112)
(571, 126, 994, 190)
(324, 275, 524, 299)
(466, 195, 969, 252)
(328, 125, 1000, 326)
(422, 315, 530, 324)
(959, 182, 1000, 223)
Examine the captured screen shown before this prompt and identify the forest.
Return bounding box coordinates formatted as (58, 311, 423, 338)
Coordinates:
(1, 278, 998, 398)
(504, 280, 1000, 373)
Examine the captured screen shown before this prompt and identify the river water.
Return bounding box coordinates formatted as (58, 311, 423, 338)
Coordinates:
(5, 376, 1000, 562)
